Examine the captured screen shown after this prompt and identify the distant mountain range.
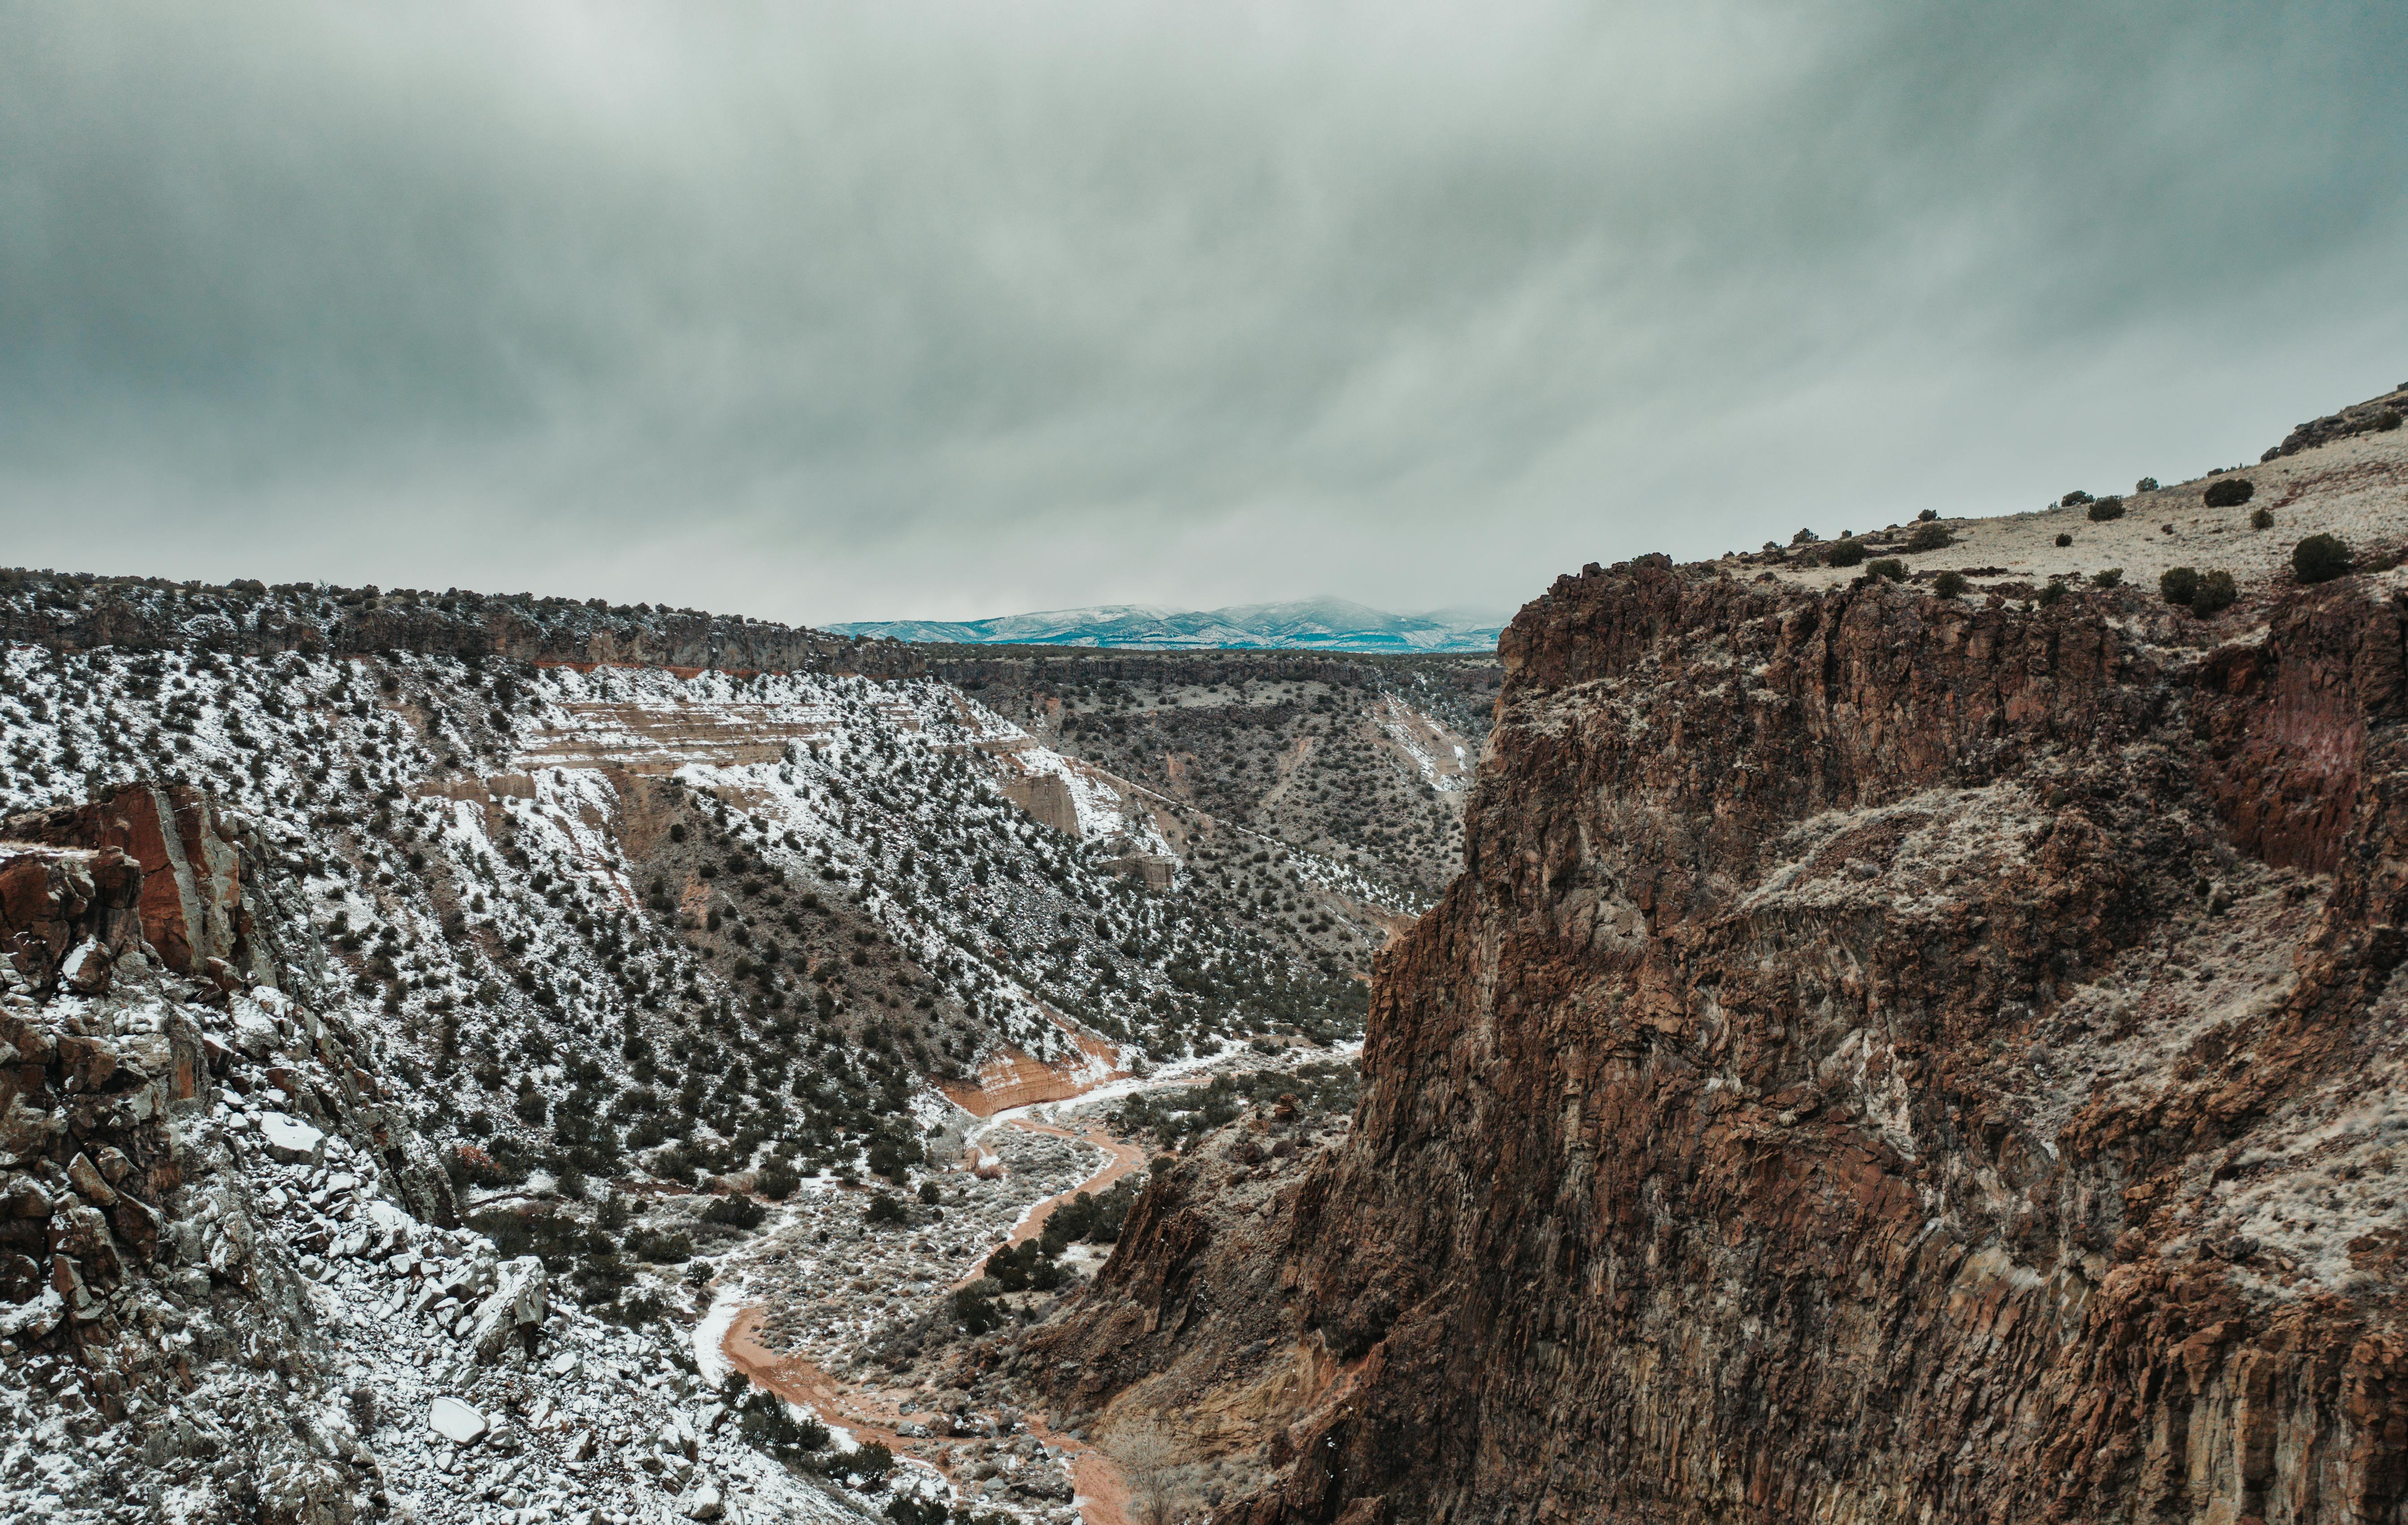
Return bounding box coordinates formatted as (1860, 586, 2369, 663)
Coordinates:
(830, 597, 1505, 654)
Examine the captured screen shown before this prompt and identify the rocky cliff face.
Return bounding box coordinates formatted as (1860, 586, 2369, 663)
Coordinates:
(0, 784, 460, 1520)
(1038, 551, 2408, 1524)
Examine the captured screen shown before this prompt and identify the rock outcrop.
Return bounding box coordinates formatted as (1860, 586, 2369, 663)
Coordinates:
(1038, 555, 2408, 1524)
(2, 783, 252, 990)
(2264, 382, 2408, 460)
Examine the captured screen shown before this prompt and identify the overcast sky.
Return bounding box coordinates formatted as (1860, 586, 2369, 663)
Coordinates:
(4, 2, 2404, 626)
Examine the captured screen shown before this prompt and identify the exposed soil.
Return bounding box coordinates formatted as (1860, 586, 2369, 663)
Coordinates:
(942, 1031, 1128, 1118)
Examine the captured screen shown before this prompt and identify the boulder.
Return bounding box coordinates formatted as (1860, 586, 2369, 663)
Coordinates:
(0, 1089, 66, 1164)
(109, 1192, 162, 1262)
(51, 1205, 121, 1283)
(258, 1112, 326, 1165)
(0, 1249, 43, 1302)
(426, 1395, 487, 1446)
(257, 1458, 358, 1525)
(681, 1482, 723, 1521)
(59, 938, 112, 995)
(467, 1254, 548, 1362)
(66, 1151, 118, 1208)
(1, 1174, 52, 1219)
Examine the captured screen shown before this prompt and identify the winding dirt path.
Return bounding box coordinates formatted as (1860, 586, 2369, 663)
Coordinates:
(960, 1119, 1149, 1283)
(722, 1109, 1150, 1525)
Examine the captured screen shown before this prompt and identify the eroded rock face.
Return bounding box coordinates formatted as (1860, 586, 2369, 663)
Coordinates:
(2, 783, 255, 989)
(1043, 559, 2408, 1524)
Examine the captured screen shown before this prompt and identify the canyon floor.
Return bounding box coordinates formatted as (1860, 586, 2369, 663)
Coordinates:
(695, 1043, 1356, 1525)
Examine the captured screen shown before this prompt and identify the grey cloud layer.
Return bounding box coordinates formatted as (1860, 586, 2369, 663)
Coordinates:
(3, 1, 2403, 624)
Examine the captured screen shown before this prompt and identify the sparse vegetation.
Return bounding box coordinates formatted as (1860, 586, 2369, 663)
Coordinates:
(720, 1373, 830, 1463)
(2189, 570, 2237, 616)
(2203, 478, 2256, 508)
(701, 1193, 766, 1230)
(1108, 1060, 1360, 1150)
(2091, 568, 2124, 589)
(952, 1285, 1006, 1335)
(1932, 571, 1968, 600)
(1905, 522, 1952, 553)
(1826, 538, 1867, 568)
(2086, 496, 2126, 522)
(2160, 567, 2200, 607)
(2037, 581, 2068, 608)
(2136, 476, 2159, 493)
(1039, 1176, 1141, 1254)
(2293, 533, 2353, 585)
(982, 1239, 1066, 1293)
(2055, 532, 2073, 548)
(2251, 507, 2275, 530)
(624, 1225, 693, 1264)
(1865, 558, 1907, 583)
(847, 1442, 895, 1485)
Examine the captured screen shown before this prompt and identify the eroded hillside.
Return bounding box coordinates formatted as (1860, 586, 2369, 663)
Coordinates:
(927, 651, 1494, 905)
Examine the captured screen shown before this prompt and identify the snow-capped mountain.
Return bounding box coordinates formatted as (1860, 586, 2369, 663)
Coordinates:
(830, 597, 1503, 654)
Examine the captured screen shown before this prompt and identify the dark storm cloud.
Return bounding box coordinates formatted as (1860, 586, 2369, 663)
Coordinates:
(3, 1, 2403, 624)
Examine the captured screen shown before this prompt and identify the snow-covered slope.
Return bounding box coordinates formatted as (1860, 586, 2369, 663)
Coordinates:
(0, 633, 1412, 1524)
(0, 566, 1495, 1524)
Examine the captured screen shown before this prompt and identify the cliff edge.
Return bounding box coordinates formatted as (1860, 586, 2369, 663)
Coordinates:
(1029, 393, 2408, 1524)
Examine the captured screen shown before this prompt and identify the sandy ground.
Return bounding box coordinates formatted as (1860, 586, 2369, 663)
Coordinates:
(1739, 418, 2408, 597)
(943, 1028, 1129, 1118)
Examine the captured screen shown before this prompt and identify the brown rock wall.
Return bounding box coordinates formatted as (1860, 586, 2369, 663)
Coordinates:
(1047, 559, 2408, 1524)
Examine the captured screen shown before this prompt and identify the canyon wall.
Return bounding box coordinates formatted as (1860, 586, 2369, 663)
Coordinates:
(1047, 556, 2408, 1524)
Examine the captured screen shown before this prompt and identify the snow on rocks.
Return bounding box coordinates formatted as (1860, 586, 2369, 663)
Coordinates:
(427, 1394, 489, 1444)
(256, 1110, 326, 1165)
(468, 1254, 550, 1362)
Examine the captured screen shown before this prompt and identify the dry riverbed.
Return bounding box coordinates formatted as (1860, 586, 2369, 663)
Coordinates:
(705, 1111, 1127, 1523)
(696, 1048, 1359, 1525)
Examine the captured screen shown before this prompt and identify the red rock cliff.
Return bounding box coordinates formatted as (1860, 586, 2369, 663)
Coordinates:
(0, 783, 252, 992)
(1051, 557, 2408, 1525)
